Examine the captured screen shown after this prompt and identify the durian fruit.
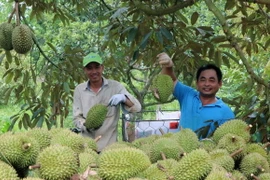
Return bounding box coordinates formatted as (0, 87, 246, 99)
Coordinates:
(205, 165, 232, 180)
(212, 119, 251, 143)
(50, 128, 87, 153)
(26, 127, 52, 150)
(149, 137, 184, 163)
(12, 24, 33, 54)
(98, 147, 151, 180)
(83, 136, 98, 152)
(243, 143, 268, 158)
(171, 148, 213, 180)
(209, 149, 235, 172)
(216, 133, 246, 160)
(151, 74, 174, 103)
(34, 145, 79, 180)
(102, 141, 134, 152)
(171, 128, 200, 153)
(0, 22, 15, 50)
(85, 104, 108, 130)
(199, 138, 217, 152)
(78, 151, 98, 174)
(0, 160, 19, 180)
(0, 132, 40, 169)
(257, 173, 270, 180)
(231, 170, 247, 180)
(132, 134, 160, 148)
(139, 158, 177, 180)
(240, 152, 270, 178)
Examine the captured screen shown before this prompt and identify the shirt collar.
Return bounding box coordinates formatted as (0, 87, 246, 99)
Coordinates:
(195, 92, 222, 107)
(84, 77, 108, 91)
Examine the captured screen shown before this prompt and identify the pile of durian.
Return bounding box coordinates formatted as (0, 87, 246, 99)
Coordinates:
(0, 22, 33, 54)
(0, 119, 270, 180)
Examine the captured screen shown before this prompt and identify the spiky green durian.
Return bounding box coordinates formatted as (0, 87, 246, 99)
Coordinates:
(172, 149, 213, 180)
(0, 22, 15, 50)
(132, 134, 160, 148)
(212, 119, 251, 143)
(199, 138, 217, 152)
(243, 143, 268, 158)
(98, 147, 151, 180)
(171, 128, 200, 153)
(0, 160, 19, 180)
(216, 133, 246, 160)
(205, 165, 232, 180)
(85, 104, 108, 130)
(12, 24, 33, 54)
(50, 128, 87, 153)
(240, 152, 270, 178)
(78, 151, 98, 174)
(26, 127, 52, 150)
(140, 158, 177, 180)
(258, 173, 270, 180)
(209, 149, 235, 172)
(231, 170, 247, 180)
(102, 141, 134, 152)
(151, 74, 174, 103)
(149, 137, 184, 163)
(0, 132, 40, 169)
(83, 137, 98, 152)
(34, 145, 79, 180)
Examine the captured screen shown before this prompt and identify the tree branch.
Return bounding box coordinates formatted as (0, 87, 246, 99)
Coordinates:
(131, 0, 197, 16)
(204, 0, 269, 88)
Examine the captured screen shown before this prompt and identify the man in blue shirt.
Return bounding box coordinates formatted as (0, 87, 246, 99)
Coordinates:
(157, 52, 235, 138)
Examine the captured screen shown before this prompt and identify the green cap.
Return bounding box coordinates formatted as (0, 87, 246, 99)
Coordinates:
(83, 52, 103, 67)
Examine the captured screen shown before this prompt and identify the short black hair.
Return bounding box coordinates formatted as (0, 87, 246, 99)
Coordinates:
(196, 64, 223, 82)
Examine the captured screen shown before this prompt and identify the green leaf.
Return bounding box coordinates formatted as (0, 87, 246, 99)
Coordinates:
(5, 71, 14, 84)
(63, 82, 70, 93)
(127, 27, 137, 43)
(160, 27, 173, 40)
(191, 12, 199, 25)
(139, 31, 152, 49)
(110, 7, 128, 19)
(225, 0, 236, 10)
(155, 31, 163, 44)
(5, 50, 12, 63)
(47, 42, 58, 53)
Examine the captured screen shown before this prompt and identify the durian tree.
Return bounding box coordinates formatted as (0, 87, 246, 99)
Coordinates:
(0, 0, 269, 144)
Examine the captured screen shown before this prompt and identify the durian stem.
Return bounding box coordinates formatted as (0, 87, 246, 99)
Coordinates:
(246, 124, 253, 131)
(15, 2, 20, 26)
(89, 164, 98, 168)
(94, 135, 102, 142)
(230, 148, 243, 158)
(250, 173, 259, 180)
(22, 143, 31, 150)
(263, 142, 270, 149)
(8, 6, 16, 23)
(231, 136, 236, 142)
(29, 164, 41, 169)
(161, 152, 167, 160)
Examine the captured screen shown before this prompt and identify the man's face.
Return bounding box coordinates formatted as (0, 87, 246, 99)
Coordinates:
(196, 69, 222, 98)
(84, 62, 104, 83)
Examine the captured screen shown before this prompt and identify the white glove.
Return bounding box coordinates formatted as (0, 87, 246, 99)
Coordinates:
(108, 94, 127, 106)
(156, 52, 174, 67)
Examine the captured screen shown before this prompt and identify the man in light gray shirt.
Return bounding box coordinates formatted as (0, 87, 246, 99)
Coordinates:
(73, 52, 141, 152)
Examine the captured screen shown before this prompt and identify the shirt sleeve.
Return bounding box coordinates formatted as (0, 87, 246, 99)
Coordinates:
(73, 86, 86, 129)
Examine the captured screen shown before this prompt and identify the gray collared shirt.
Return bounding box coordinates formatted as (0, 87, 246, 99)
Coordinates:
(73, 77, 141, 152)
